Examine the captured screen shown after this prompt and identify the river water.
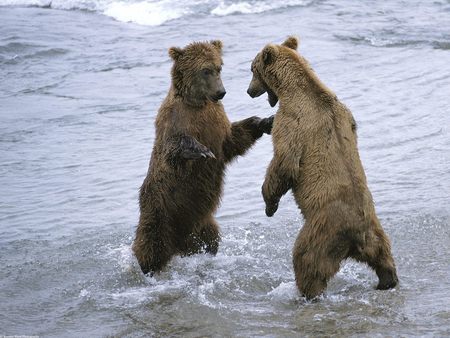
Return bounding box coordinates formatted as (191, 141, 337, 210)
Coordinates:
(1, 0, 449, 337)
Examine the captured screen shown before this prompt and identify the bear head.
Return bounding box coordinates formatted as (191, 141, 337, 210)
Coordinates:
(247, 36, 299, 107)
(169, 40, 226, 107)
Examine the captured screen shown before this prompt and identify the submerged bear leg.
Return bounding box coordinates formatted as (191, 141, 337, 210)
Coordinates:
(292, 226, 344, 300)
(351, 225, 398, 290)
(132, 220, 175, 275)
(181, 217, 221, 256)
(197, 217, 221, 255)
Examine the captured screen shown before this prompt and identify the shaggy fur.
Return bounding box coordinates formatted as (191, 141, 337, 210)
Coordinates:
(133, 40, 273, 274)
(247, 36, 398, 299)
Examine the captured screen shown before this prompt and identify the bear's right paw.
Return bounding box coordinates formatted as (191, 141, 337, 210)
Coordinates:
(259, 115, 274, 135)
(265, 200, 279, 217)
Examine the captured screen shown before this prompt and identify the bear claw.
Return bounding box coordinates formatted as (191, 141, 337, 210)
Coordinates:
(181, 146, 216, 160)
(200, 150, 216, 159)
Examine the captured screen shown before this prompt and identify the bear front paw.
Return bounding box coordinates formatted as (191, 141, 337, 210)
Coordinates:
(265, 200, 279, 217)
(259, 115, 274, 135)
(197, 147, 216, 159)
(181, 147, 216, 160)
(179, 135, 216, 160)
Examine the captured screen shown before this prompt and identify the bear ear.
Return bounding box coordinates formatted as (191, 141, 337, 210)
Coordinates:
(282, 36, 299, 50)
(168, 46, 184, 61)
(262, 44, 278, 65)
(210, 40, 223, 52)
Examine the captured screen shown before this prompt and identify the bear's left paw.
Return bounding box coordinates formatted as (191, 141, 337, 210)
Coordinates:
(179, 135, 216, 160)
(181, 147, 216, 160)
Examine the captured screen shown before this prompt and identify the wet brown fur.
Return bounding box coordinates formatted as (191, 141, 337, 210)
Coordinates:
(248, 36, 398, 299)
(133, 40, 272, 274)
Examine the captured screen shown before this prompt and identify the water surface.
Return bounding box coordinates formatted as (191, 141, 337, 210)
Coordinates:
(1, 1, 449, 336)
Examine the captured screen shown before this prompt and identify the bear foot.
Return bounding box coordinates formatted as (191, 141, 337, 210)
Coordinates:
(376, 268, 398, 290)
(376, 278, 398, 290)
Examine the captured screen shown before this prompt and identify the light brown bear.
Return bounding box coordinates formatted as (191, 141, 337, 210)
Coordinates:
(247, 36, 398, 299)
(133, 40, 273, 275)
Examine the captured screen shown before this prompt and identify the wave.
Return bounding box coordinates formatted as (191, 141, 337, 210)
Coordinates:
(0, 0, 102, 11)
(103, 1, 193, 26)
(211, 0, 310, 16)
(335, 33, 450, 50)
(0, 41, 69, 65)
(1, 0, 312, 26)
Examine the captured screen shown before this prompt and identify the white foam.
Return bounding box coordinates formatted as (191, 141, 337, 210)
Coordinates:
(105, 243, 137, 271)
(103, 1, 188, 26)
(0, 0, 102, 10)
(211, 2, 255, 15)
(109, 286, 156, 306)
(2, 0, 313, 26)
(0, 0, 50, 6)
(267, 281, 298, 302)
(0, 0, 188, 26)
(196, 281, 217, 308)
(211, 0, 309, 16)
(79, 288, 90, 298)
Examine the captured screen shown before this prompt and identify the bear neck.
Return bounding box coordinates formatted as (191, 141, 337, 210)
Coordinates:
(272, 57, 336, 107)
(170, 85, 209, 108)
(183, 96, 208, 108)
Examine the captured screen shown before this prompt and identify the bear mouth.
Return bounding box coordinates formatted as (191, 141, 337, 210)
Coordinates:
(206, 96, 220, 104)
(268, 89, 278, 107)
(209, 93, 225, 103)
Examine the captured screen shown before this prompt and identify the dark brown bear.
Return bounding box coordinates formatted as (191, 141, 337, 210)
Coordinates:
(247, 36, 398, 299)
(133, 40, 273, 274)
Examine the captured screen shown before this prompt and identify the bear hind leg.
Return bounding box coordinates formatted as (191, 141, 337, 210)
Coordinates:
(293, 231, 344, 300)
(351, 228, 398, 290)
(181, 217, 221, 256)
(132, 222, 175, 275)
(197, 217, 221, 255)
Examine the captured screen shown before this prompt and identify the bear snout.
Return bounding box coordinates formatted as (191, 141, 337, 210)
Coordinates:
(247, 86, 265, 98)
(214, 89, 226, 100)
(247, 87, 256, 97)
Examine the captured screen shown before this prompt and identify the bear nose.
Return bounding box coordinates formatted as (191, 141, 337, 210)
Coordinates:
(216, 90, 226, 100)
(247, 88, 255, 98)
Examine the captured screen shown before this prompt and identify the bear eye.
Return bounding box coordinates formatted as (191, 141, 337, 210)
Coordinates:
(201, 68, 213, 76)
